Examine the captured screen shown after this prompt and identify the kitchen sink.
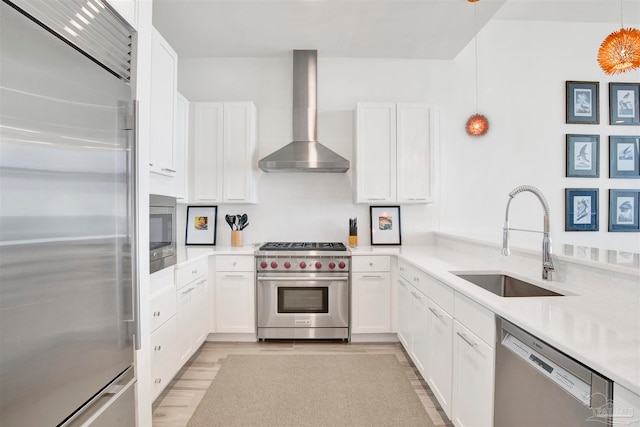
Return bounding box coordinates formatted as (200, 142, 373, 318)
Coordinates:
(453, 273, 564, 297)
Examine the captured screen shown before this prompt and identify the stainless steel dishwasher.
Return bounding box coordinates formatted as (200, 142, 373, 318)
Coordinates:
(495, 317, 613, 427)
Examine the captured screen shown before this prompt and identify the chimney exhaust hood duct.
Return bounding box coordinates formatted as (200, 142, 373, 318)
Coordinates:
(258, 50, 350, 173)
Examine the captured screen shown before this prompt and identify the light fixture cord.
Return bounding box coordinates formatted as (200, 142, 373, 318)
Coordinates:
(474, 2, 479, 112)
(620, 0, 623, 28)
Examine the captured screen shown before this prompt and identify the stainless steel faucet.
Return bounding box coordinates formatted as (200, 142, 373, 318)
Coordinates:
(501, 185, 555, 280)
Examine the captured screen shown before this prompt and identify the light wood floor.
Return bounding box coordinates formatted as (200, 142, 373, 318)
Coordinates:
(152, 340, 454, 427)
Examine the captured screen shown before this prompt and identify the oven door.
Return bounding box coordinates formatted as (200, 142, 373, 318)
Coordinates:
(257, 276, 349, 329)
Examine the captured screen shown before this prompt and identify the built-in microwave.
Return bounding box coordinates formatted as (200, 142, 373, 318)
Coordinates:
(149, 194, 177, 274)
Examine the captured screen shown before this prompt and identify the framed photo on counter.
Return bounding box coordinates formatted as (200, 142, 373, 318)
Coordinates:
(566, 134, 599, 177)
(565, 189, 599, 231)
(186, 205, 218, 245)
(370, 206, 401, 245)
(609, 136, 640, 178)
(566, 81, 599, 124)
(609, 82, 640, 125)
(609, 190, 639, 232)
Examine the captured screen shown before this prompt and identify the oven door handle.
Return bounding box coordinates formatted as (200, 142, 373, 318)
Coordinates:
(257, 276, 348, 282)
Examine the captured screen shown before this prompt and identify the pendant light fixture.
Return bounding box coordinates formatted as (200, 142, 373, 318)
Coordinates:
(465, 0, 489, 136)
(597, 0, 640, 75)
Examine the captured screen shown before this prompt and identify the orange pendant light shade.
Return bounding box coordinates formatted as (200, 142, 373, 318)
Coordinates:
(597, 27, 640, 75)
(465, 114, 489, 136)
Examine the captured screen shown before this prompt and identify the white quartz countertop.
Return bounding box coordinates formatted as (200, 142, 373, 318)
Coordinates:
(175, 241, 640, 394)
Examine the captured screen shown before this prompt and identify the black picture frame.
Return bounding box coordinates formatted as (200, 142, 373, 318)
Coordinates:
(609, 82, 640, 125)
(369, 205, 402, 245)
(565, 189, 599, 231)
(566, 134, 599, 177)
(609, 136, 640, 178)
(566, 81, 599, 124)
(186, 205, 218, 245)
(609, 189, 640, 232)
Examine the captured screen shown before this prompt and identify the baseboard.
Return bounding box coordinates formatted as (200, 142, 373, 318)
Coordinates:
(206, 333, 257, 342)
(350, 333, 399, 343)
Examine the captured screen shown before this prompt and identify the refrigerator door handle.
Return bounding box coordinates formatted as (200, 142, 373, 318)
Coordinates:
(124, 100, 141, 351)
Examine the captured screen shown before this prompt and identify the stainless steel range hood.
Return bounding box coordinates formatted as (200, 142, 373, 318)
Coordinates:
(259, 50, 350, 173)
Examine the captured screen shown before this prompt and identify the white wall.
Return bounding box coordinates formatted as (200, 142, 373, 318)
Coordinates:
(178, 57, 444, 246)
(441, 19, 640, 253)
(177, 18, 639, 253)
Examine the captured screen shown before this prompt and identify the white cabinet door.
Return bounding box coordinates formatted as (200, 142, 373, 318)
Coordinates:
(354, 103, 396, 203)
(176, 284, 194, 365)
(191, 277, 208, 348)
(192, 102, 224, 202)
(396, 103, 434, 203)
(426, 300, 453, 418)
(215, 272, 255, 333)
(410, 289, 429, 375)
(223, 102, 257, 203)
(351, 272, 391, 334)
(191, 102, 257, 204)
(452, 321, 495, 427)
(397, 277, 412, 349)
(173, 93, 189, 200)
(149, 27, 177, 177)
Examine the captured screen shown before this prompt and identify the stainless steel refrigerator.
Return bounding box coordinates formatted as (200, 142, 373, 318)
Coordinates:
(0, 1, 138, 426)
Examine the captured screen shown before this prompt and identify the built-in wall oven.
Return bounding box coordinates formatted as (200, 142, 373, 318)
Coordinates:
(149, 194, 176, 273)
(256, 242, 350, 340)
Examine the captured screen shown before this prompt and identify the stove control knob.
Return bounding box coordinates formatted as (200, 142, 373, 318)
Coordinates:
(338, 262, 346, 269)
(329, 262, 336, 269)
(299, 261, 307, 269)
(270, 262, 278, 269)
(315, 262, 322, 269)
(284, 261, 291, 269)
(260, 261, 268, 269)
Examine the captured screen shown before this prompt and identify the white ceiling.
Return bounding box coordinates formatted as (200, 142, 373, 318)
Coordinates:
(152, 0, 640, 60)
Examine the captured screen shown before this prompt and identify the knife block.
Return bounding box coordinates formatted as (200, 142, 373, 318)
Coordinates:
(231, 230, 243, 247)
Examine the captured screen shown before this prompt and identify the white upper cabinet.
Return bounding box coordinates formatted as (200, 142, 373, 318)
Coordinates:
(149, 27, 178, 177)
(106, 0, 136, 28)
(354, 103, 397, 203)
(173, 93, 189, 200)
(354, 102, 436, 204)
(191, 102, 257, 204)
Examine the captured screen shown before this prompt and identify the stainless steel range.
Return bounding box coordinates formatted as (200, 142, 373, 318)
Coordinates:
(256, 242, 350, 340)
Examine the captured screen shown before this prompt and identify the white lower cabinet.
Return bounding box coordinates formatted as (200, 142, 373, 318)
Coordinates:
(426, 299, 453, 418)
(176, 258, 208, 366)
(351, 256, 392, 335)
(452, 321, 495, 427)
(397, 276, 412, 348)
(214, 256, 255, 335)
(410, 289, 429, 375)
(149, 267, 178, 402)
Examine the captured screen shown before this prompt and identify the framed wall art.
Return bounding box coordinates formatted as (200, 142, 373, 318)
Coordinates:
(369, 206, 402, 245)
(609, 189, 639, 232)
(186, 205, 218, 245)
(609, 136, 640, 178)
(566, 81, 599, 124)
(565, 189, 599, 231)
(609, 82, 640, 125)
(566, 134, 599, 177)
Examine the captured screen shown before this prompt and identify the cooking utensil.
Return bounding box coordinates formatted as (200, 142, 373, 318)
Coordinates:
(225, 214, 235, 230)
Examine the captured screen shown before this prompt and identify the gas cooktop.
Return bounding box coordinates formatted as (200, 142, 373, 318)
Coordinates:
(258, 242, 347, 251)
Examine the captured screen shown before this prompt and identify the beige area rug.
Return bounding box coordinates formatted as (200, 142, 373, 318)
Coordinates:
(186, 354, 434, 427)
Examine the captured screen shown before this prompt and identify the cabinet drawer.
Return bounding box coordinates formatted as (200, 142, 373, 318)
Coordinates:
(454, 292, 495, 346)
(398, 261, 427, 293)
(150, 266, 175, 296)
(176, 258, 207, 289)
(150, 285, 177, 332)
(426, 275, 454, 314)
(352, 256, 391, 272)
(151, 315, 177, 367)
(216, 255, 254, 272)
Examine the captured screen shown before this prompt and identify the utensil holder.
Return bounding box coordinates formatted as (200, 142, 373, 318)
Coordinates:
(349, 235, 358, 248)
(231, 230, 243, 247)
